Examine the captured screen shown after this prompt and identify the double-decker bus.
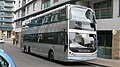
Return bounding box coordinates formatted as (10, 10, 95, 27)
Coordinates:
(21, 4, 97, 62)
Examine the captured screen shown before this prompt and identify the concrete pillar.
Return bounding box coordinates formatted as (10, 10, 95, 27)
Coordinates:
(112, 30, 120, 59)
(15, 32, 21, 48)
(19, 32, 21, 48)
(113, 0, 119, 19)
(0, 30, 2, 38)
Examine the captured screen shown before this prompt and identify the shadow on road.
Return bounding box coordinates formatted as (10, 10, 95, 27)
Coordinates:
(22, 52, 108, 67)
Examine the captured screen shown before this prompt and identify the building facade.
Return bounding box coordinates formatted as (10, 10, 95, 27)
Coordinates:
(0, 0, 15, 38)
(14, 0, 120, 60)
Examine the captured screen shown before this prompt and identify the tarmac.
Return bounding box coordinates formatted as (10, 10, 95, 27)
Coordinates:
(4, 38, 120, 67)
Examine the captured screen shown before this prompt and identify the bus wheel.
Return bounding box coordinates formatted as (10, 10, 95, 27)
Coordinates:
(49, 51, 54, 61)
(28, 46, 31, 54)
(23, 45, 26, 53)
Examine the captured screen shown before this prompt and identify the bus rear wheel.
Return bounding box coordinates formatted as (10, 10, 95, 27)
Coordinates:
(23, 45, 27, 53)
(49, 51, 54, 61)
(28, 46, 31, 54)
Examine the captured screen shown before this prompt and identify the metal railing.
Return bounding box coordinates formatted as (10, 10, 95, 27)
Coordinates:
(0, 24, 13, 27)
(4, 14, 13, 17)
(22, 0, 26, 6)
(4, 4, 14, 7)
(0, 19, 14, 22)
(94, 7, 113, 19)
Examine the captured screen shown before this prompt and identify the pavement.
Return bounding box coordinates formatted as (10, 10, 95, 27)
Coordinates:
(4, 38, 13, 43)
(4, 38, 21, 48)
(4, 38, 120, 67)
(88, 58, 120, 67)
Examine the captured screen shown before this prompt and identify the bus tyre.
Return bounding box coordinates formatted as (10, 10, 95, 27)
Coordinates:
(28, 46, 31, 54)
(23, 45, 26, 53)
(49, 51, 54, 61)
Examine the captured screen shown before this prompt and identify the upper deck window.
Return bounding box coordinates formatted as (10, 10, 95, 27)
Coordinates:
(70, 6, 96, 31)
(25, 8, 66, 28)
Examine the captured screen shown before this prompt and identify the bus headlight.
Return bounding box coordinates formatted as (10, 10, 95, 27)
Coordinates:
(69, 52, 76, 56)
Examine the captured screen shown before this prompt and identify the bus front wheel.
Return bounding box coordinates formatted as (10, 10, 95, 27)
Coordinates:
(49, 51, 54, 61)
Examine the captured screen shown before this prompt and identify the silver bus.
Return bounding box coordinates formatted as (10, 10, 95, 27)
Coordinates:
(21, 4, 97, 62)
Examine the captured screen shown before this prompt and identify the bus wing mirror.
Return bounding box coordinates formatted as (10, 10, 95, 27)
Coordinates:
(90, 23, 96, 30)
(89, 34, 96, 37)
(89, 34, 94, 37)
(90, 23, 95, 27)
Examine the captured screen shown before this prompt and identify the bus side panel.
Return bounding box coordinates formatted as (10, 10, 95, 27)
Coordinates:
(26, 42, 41, 52)
(40, 43, 51, 56)
(54, 45, 65, 61)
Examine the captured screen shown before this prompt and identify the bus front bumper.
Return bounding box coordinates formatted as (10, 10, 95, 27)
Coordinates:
(67, 56, 97, 62)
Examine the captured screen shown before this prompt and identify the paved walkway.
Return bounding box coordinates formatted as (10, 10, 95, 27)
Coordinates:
(4, 38, 13, 42)
(88, 58, 120, 67)
(4, 38, 21, 48)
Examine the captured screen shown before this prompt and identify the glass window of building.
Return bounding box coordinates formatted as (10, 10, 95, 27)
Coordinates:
(0, 1, 4, 5)
(27, 0, 30, 2)
(0, 12, 4, 15)
(21, 8, 26, 16)
(16, 21, 22, 28)
(97, 31, 112, 59)
(33, 2, 37, 11)
(27, 6, 29, 14)
(22, 0, 26, 6)
(53, 0, 59, 3)
(1, 17, 4, 20)
(18, 11, 20, 17)
(41, 0, 50, 9)
(19, 0, 20, 7)
(0, 6, 4, 10)
(94, 0, 113, 19)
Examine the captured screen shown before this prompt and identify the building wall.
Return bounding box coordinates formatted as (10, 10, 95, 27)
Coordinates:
(96, 0, 120, 30)
(112, 30, 120, 59)
(0, 0, 15, 38)
(97, 19, 120, 30)
(15, 0, 71, 20)
(92, 0, 120, 59)
(0, 30, 2, 38)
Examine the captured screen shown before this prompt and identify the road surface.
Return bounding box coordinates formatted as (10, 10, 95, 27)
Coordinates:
(0, 42, 108, 67)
